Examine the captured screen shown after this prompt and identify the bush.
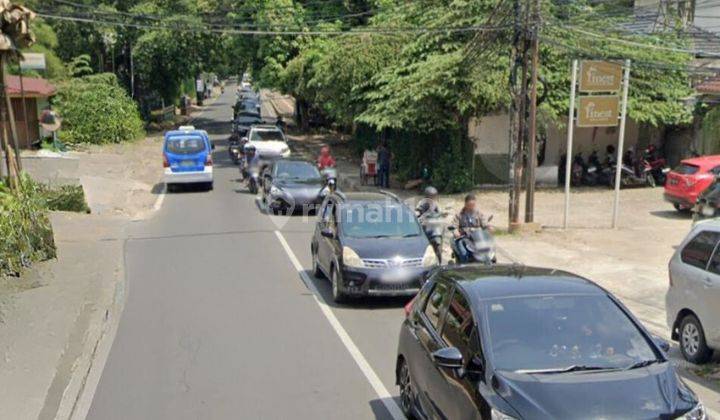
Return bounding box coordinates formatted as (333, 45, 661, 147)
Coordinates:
(41, 184, 90, 213)
(55, 73, 145, 145)
(0, 176, 56, 276)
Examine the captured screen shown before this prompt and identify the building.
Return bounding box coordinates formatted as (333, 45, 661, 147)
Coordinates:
(1, 75, 57, 149)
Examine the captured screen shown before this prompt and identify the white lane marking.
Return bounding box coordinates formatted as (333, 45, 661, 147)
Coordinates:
(153, 184, 167, 212)
(274, 230, 405, 420)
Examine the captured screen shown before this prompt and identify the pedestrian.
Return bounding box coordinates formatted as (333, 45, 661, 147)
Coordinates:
(195, 77, 205, 106)
(377, 141, 391, 188)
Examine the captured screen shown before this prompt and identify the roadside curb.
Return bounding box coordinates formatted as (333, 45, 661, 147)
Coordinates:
(52, 230, 128, 420)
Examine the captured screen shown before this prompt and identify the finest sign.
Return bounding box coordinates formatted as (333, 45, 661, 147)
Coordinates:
(579, 61, 623, 92)
(577, 96, 620, 127)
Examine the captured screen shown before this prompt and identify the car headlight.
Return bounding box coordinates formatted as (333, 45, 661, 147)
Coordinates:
(342, 247, 364, 268)
(422, 245, 438, 267)
(270, 185, 281, 196)
(679, 403, 706, 420)
(491, 408, 518, 420)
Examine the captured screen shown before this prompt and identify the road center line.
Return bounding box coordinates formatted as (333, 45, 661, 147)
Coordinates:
(273, 230, 405, 420)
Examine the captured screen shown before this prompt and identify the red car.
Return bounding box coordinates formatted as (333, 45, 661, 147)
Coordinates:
(664, 155, 720, 211)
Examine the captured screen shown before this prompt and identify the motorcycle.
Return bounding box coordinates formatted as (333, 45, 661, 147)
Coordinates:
(587, 151, 612, 186)
(229, 140, 242, 164)
(418, 211, 447, 264)
(448, 216, 496, 265)
(247, 166, 260, 194)
(641, 147, 670, 187)
(571, 153, 585, 187)
(321, 167, 338, 193)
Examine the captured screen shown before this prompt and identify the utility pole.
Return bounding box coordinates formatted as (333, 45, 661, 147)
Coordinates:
(508, 0, 529, 230)
(525, 0, 541, 223)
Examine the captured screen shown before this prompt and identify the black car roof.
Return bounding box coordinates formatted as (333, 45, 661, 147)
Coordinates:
(438, 264, 606, 300)
(334, 191, 402, 204)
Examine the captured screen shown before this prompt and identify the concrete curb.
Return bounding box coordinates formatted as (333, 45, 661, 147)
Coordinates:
(53, 237, 127, 420)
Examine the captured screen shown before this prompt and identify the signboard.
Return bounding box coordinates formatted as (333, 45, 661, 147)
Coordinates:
(577, 95, 620, 127)
(579, 61, 623, 93)
(20, 53, 46, 71)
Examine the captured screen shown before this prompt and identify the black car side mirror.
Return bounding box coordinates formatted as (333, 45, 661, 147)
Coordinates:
(320, 228, 335, 239)
(653, 335, 670, 353)
(432, 347, 463, 369)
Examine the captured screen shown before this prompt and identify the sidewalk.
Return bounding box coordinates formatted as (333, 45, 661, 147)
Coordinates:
(0, 95, 219, 420)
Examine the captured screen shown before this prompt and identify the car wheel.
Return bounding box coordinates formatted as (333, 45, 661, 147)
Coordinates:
(398, 358, 417, 419)
(673, 203, 690, 213)
(207, 182, 214, 191)
(166, 183, 176, 193)
(680, 314, 713, 364)
(312, 247, 324, 279)
(331, 266, 346, 304)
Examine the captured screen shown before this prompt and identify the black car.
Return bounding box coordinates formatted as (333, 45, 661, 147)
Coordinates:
(396, 265, 705, 420)
(693, 177, 720, 221)
(262, 159, 328, 213)
(232, 111, 263, 139)
(311, 191, 438, 302)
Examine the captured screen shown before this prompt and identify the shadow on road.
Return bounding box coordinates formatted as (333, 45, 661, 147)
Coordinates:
(649, 210, 691, 220)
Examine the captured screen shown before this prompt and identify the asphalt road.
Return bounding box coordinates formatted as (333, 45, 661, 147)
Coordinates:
(87, 87, 720, 419)
(87, 88, 405, 420)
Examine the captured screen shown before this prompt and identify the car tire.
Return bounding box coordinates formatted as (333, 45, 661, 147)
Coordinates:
(207, 182, 214, 191)
(312, 247, 325, 279)
(673, 203, 690, 213)
(166, 183, 176, 193)
(398, 358, 417, 419)
(331, 266, 346, 304)
(679, 314, 714, 364)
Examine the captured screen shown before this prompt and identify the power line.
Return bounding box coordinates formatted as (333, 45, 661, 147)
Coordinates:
(37, 12, 513, 36)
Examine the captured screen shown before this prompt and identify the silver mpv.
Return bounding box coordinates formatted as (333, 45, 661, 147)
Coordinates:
(666, 220, 720, 364)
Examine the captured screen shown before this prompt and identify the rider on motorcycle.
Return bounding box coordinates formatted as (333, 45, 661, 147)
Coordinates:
(317, 146, 336, 170)
(242, 145, 260, 179)
(452, 194, 490, 263)
(416, 186, 440, 218)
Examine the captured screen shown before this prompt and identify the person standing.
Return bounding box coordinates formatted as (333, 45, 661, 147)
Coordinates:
(195, 77, 205, 106)
(377, 142, 391, 188)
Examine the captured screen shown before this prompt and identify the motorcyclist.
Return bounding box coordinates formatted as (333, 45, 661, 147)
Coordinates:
(452, 194, 490, 263)
(242, 145, 260, 179)
(317, 146, 336, 170)
(416, 186, 440, 218)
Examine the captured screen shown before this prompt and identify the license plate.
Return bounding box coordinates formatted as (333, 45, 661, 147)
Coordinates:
(180, 160, 195, 167)
(380, 270, 409, 282)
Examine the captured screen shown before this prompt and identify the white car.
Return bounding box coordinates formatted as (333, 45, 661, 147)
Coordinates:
(244, 125, 290, 160)
(666, 219, 720, 363)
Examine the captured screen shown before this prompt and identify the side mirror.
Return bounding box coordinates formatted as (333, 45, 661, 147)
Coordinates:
(653, 335, 670, 353)
(432, 347, 463, 369)
(321, 228, 335, 239)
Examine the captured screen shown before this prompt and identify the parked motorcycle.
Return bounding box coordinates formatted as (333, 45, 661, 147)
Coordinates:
(641, 146, 670, 187)
(448, 216, 496, 265)
(418, 211, 447, 264)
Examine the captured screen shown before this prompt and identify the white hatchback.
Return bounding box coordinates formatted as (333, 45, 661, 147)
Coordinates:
(666, 220, 720, 363)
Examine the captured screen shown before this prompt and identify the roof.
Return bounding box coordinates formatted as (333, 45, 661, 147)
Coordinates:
(440, 264, 605, 300)
(680, 154, 720, 169)
(337, 191, 402, 203)
(5, 75, 56, 97)
(622, 14, 720, 58)
(696, 75, 720, 95)
(251, 124, 281, 130)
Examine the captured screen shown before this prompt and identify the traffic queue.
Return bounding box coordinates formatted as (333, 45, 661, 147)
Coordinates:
(158, 82, 709, 420)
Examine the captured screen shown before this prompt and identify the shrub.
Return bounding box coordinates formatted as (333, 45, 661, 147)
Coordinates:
(0, 176, 56, 276)
(41, 184, 90, 213)
(55, 73, 145, 145)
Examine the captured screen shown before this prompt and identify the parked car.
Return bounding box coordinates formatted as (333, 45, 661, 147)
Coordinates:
(664, 155, 720, 212)
(667, 220, 720, 364)
(163, 126, 214, 191)
(692, 178, 720, 221)
(311, 191, 438, 302)
(262, 159, 328, 213)
(244, 125, 290, 160)
(398, 264, 705, 420)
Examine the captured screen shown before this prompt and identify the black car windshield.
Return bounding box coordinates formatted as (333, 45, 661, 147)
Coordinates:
(275, 161, 321, 181)
(165, 137, 206, 154)
(340, 204, 422, 238)
(674, 163, 699, 175)
(250, 130, 284, 141)
(484, 294, 657, 373)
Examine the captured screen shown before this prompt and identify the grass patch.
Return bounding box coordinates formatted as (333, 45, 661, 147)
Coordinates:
(41, 184, 90, 213)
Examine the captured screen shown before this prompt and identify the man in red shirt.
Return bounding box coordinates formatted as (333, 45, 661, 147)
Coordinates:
(317, 146, 336, 170)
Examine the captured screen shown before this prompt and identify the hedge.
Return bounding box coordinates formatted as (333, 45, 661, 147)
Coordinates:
(0, 176, 56, 276)
(55, 73, 145, 145)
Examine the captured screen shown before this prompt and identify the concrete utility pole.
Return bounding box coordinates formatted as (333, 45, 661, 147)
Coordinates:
(524, 0, 541, 223)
